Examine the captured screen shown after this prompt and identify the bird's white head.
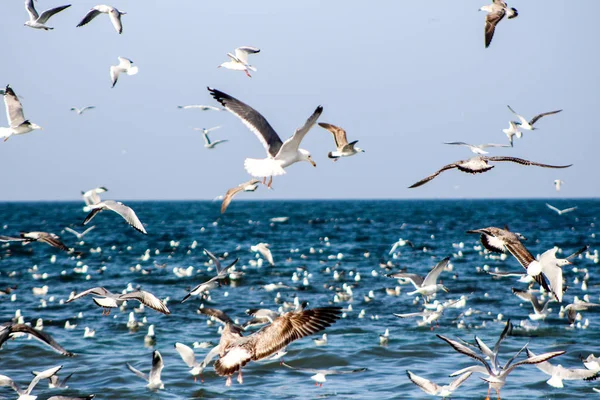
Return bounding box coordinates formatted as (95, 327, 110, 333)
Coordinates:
(356, 147, 365, 153)
(439, 284, 449, 293)
(299, 149, 316, 167)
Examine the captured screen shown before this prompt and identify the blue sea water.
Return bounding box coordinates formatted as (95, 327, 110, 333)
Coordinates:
(0, 199, 598, 399)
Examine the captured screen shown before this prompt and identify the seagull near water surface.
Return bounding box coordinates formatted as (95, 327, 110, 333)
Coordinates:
(209, 87, 321, 188)
(220, 179, 261, 214)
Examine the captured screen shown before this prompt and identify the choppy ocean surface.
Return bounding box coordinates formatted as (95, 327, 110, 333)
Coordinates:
(0, 199, 599, 399)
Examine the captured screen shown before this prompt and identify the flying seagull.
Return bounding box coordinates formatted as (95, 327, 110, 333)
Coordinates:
(70, 106, 95, 115)
(533, 246, 587, 303)
(178, 105, 223, 111)
(32, 369, 73, 389)
(174, 343, 220, 383)
(565, 301, 600, 324)
(201, 132, 228, 149)
(512, 288, 553, 320)
(76, 5, 126, 34)
(0, 85, 42, 142)
(479, 0, 518, 48)
(0, 322, 73, 356)
(553, 179, 564, 191)
(209, 87, 320, 188)
(126, 350, 164, 390)
(181, 249, 239, 303)
(24, 0, 71, 30)
(282, 362, 367, 387)
(408, 156, 571, 188)
(406, 370, 472, 399)
(64, 226, 95, 240)
(251, 243, 274, 266)
(193, 126, 222, 135)
(66, 286, 170, 315)
(81, 186, 107, 212)
(83, 200, 147, 234)
(387, 257, 450, 299)
(507, 105, 562, 131)
(444, 142, 511, 155)
(198, 306, 341, 386)
(0, 231, 72, 253)
(110, 57, 138, 88)
(221, 179, 261, 214)
(319, 122, 364, 160)
(502, 121, 522, 145)
(218, 47, 260, 78)
(526, 349, 600, 388)
(546, 203, 577, 215)
(0, 365, 63, 400)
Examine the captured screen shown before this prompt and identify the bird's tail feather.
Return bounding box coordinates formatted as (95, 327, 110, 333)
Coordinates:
(244, 158, 286, 178)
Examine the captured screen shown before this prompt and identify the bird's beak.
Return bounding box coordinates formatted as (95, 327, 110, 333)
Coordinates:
(442, 286, 449, 293)
(310, 159, 316, 167)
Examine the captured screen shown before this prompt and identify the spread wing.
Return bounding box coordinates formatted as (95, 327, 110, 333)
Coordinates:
(529, 109, 562, 126)
(25, 0, 39, 21)
(26, 365, 62, 395)
(35, 233, 70, 252)
(506, 351, 566, 374)
(4, 86, 26, 128)
(149, 351, 163, 383)
(318, 122, 348, 148)
(221, 180, 259, 213)
(76, 8, 102, 27)
(108, 9, 123, 34)
(175, 343, 198, 368)
(423, 257, 450, 287)
(38, 5, 71, 24)
(103, 201, 147, 234)
(198, 307, 235, 325)
(485, 9, 506, 48)
(406, 371, 440, 394)
(118, 291, 170, 314)
(408, 163, 458, 188)
(66, 287, 110, 303)
(449, 371, 473, 390)
(486, 156, 572, 169)
(387, 273, 424, 289)
(277, 106, 323, 157)
(208, 87, 283, 157)
(3, 324, 73, 356)
(436, 334, 492, 374)
(234, 47, 260, 64)
(126, 363, 148, 382)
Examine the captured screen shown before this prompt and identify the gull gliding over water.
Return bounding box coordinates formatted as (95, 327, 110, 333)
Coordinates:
(218, 47, 260, 78)
(0, 322, 73, 356)
(81, 186, 107, 212)
(209, 87, 321, 187)
(406, 370, 472, 399)
(24, 0, 71, 30)
(174, 342, 219, 382)
(387, 257, 450, 299)
(479, 0, 518, 48)
(318, 122, 364, 160)
(83, 200, 147, 234)
(281, 362, 367, 387)
(507, 105, 562, 131)
(110, 57, 138, 88)
(526, 349, 600, 388)
(66, 287, 170, 315)
(408, 156, 571, 188)
(76, 5, 126, 34)
(181, 249, 239, 302)
(127, 350, 164, 390)
(0, 365, 63, 400)
(0, 85, 42, 142)
(0, 232, 72, 253)
(220, 179, 261, 214)
(444, 142, 511, 155)
(546, 203, 577, 215)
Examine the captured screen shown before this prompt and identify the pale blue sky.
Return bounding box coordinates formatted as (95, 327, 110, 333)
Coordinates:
(0, 1, 597, 201)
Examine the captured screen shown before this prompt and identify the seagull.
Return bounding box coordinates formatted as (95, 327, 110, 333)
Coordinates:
(76, 5, 126, 34)
(387, 257, 450, 299)
(126, 350, 164, 390)
(66, 287, 170, 315)
(389, 238, 415, 254)
(0, 232, 72, 253)
(32, 369, 72, 388)
(440, 333, 565, 400)
(507, 105, 562, 131)
(83, 200, 147, 234)
(218, 47, 260, 78)
(564, 301, 600, 324)
(178, 105, 223, 111)
(0, 85, 42, 142)
(208, 87, 321, 188)
(526, 349, 600, 388)
(479, 0, 518, 48)
(181, 249, 239, 303)
(174, 343, 220, 382)
(394, 299, 461, 328)
(546, 203, 577, 215)
(535, 246, 587, 303)
(220, 179, 261, 214)
(201, 132, 228, 149)
(81, 187, 107, 212)
(554, 179, 564, 191)
(0, 365, 62, 400)
(444, 142, 512, 155)
(64, 226, 95, 240)
(281, 362, 367, 387)
(24, 0, 71, 30)
(0, 322, 73, 356)
(409, 156, 571, 188)
(110, 57, 138, 88)
(193, 126, 222, 135)
(198, 306, 341, 386)
(70, 106, 95, 115)
(466, 226, 553, 297)
(379, 329, 390, 345)
(318, 122, 364, 161)
(251, 243, 275, 266)
(502, 121, 522, 145)
(406, 370, 472, 399)
(511, 288, 554, 320)
(581, 354, 600, 371)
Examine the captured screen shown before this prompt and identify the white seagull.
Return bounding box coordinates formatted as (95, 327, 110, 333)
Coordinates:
(209, 87, 321, 187)
(406, 370, 472, 399)
(553, 179, 564, 191)
(174, 343, 220, 383)
(387, 257, 450, 299)
(64, 226, 95, 240)
(218, 47, 260, 78)
(110, 57, 138, 88)
(181, 249, 239, 302)
(66, 287, 170, 315)
(0, 365, 62, 400)
(479, 0, 518, 48)
(76, 5, 126, 34)
(83, 200, 147, 234)
(70, 106, 95, 115)
(81, 186, 107, 212)
(126, 350, 164, 390)
(0, 85, 42, 142)
(193, 126, 222, 135)
(511, 288, 553, 320)
(319, 122, 364, 160)
(200, 130, 228, 149)
(527, 349, 600, 388)
(178, 105, 223, 111)
(24, 0, 71, 30)
(546, 203, 577, 215)
(502, 121, 522, 145)
(444, 142, 511, 155)
(535, 246, 587, 303)
(221, 179, 261, 214)
(507, 105, 562, 131)
(282, 362, 367, 387)
(251, 243, 275, 266)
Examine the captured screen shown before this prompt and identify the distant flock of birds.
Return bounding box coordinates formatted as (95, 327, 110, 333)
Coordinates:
(0, 0, 592, 399)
